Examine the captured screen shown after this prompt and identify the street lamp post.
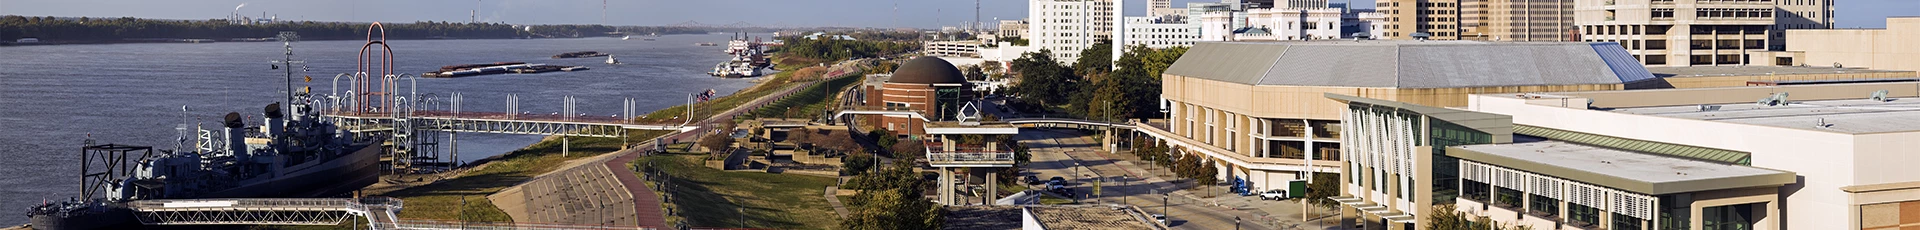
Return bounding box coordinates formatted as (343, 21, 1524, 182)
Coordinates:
(1162, 193, 1170, 223)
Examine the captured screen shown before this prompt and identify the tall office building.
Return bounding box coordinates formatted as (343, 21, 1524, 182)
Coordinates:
(1029, 0, 1114, 63)
(1576, 0, 1786, 66)
(1376, 0, 1464, 39)
(1770, 0, 1833, 49)
(1376, 0, 1574, 41)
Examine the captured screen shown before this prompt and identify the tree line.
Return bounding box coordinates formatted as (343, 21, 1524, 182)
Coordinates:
(0, 15, 709, 42)
(1006, 42, 1188, 122)
(774, 34, 918, 61)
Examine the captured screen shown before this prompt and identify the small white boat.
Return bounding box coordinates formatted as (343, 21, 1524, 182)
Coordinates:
(622, 35, 632, 40)
(605, 55, 621, 65)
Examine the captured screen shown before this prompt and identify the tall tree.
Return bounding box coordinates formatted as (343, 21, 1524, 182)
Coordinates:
(842, 163, 944, 230)
(1008, 50, 1080, 108)
(962, 65, 986, 81)
(1074, 41, 1114, 77)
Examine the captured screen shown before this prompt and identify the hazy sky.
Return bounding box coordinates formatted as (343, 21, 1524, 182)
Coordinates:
(0, 0, 1913, 28)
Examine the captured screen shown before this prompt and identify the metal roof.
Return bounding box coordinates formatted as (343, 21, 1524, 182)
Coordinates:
(1514, 125, 1752, 165)
(1164, 41, 1656, 88)
(1449, 141, 1795, 195)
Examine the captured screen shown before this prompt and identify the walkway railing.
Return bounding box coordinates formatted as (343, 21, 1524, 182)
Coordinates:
(924, 142, 1016, 167)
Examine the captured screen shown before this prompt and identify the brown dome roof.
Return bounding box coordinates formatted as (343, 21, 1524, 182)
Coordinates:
(889, 57, 968, 84)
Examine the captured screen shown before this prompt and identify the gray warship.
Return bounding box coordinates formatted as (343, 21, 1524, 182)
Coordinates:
(22, 41, 386, 230)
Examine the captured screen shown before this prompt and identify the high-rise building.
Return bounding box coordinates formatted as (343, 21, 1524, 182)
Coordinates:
(1376, 0, 1464, 39)
(1376, 0, 1574, 41)
(1576, 0, 1785, 66)
(1121, 16, 1199, 49)
(1028, 0, 1115, 63)
(1769, 0, 1833, 49)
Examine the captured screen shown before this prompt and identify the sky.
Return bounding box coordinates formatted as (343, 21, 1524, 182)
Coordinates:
(0, 0, 1914, 28)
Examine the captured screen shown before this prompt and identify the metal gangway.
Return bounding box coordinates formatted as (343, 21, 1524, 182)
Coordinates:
(127, 198, 655, 229)
(128, 198, 399, 228)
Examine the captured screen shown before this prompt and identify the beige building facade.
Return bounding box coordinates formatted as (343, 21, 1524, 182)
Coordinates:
(1754, 17, 1920, 72)
(1374, 0, 1574, 41)
(1141, 41, 1653, 193)
(1464, 82, 1920, 230)
(1575, 0, 1814, 66)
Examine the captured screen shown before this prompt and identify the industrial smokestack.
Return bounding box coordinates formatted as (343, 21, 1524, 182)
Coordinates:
(224, 112, 251, 164)
(263, 103, 284, 140)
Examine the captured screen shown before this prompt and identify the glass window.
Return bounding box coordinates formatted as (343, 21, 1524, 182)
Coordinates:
(1660, 194, 1694, 230)
(1569, 203, 1601, 227)
(1529, 194, 1559, 218)
(1460, 179, 1491, 202)
(1614, 213, 1645, 230)
(1495, 187, 1523, 209)
(1703, 204, 1756, 230)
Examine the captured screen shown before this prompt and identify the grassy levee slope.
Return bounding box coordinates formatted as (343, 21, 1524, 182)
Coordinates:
(382, 136, 626, 221)
(749, 74, 863, 118)
(632, 155, 841, 229)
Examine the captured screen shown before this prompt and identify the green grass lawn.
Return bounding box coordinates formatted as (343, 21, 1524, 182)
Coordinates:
(637, 71, 799, 124)
(749, 74, 863, 118)
(633, 155, 842, 229)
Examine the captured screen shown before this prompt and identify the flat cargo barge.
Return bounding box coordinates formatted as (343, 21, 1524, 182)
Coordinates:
(424, 63, 588, 78)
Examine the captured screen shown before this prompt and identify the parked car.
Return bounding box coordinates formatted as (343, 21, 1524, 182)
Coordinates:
(1024, 175, 1040, 185)
(1258, 189, 1289, 200)
(1151, 214, 1168, 225)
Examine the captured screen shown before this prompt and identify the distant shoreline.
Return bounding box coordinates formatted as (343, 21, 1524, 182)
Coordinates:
(0, 36, 659, 47)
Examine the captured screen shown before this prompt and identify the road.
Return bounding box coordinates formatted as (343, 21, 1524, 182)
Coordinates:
(1018, 130, 1274, 230)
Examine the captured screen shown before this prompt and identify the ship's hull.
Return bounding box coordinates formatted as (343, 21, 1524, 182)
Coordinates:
(204, 142, 384, 198)
(27, 207, 137, 230)
(26, 142, 383, 230)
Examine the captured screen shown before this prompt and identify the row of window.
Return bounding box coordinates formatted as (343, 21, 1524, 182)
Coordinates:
(1696, 8, 1773, 19)
(1463, 179, 1725, 230)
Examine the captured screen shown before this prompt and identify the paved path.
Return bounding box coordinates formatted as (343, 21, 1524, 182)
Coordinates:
(606, 61, 864, 228)
(824, 186, 850, 218)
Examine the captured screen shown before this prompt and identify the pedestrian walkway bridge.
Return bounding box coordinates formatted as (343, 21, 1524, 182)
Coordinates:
(128, 198, 397, 227)
(327, 110, 694, 138)
(127, 197, 654, 230)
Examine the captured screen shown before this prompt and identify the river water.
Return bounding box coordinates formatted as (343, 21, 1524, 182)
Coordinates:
(0, 34, 766, 225)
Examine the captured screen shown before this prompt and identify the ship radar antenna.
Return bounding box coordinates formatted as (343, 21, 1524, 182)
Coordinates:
(271, 32, 306, 107)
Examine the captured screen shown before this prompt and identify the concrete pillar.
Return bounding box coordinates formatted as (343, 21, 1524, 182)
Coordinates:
(987, 170, 998, 204)
(1341, 205, 1357, 230)
(1104, 128, 1115, 153)
(1690, 203, 1704, 230)
(942, 135, 954, 152)
(939, 167, 952, 205)
(1600, 193, 1612, 230)
(562, 136, 570, 157)
(1761, 200, 1780, 230)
